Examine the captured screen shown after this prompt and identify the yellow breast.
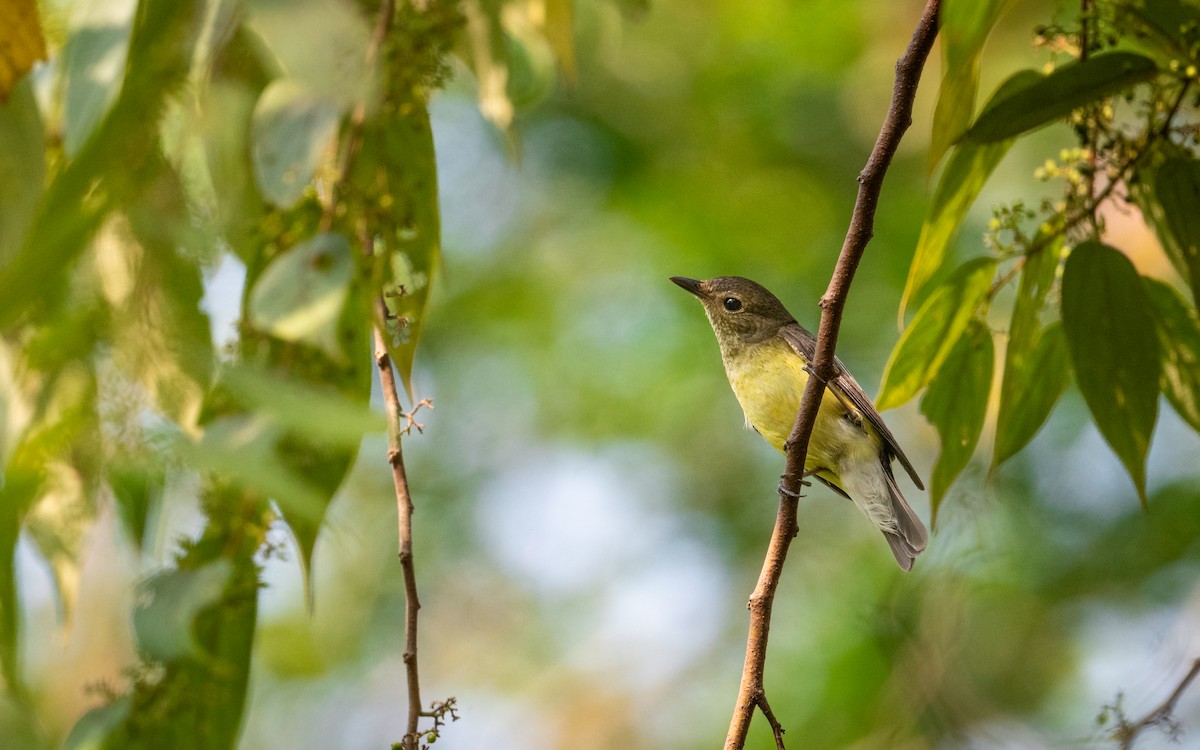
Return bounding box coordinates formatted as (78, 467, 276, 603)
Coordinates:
(721, 338, 880, 477)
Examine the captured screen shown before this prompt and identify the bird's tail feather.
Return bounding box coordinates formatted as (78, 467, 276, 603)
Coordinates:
(882, 467, 927, 570)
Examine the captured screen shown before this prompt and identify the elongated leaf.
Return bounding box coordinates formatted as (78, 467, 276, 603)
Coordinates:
(901, 71, 1040, 320)
(993, 235, 1064, 468)
(993, 322, 1069, 468)
(1154, 158, 1200, 305)
(1144, 278, 1200, 433)
(177, 417, 328, 524)
(879, 257, 997, 410)
(63, 697, 131, 750)
(249, 232, 355, 360)
(0, 79, 44, 264)
(357, 103, 440, 402)
(927, 0, 1012, 171)
(919, 318, 994, 524)
(0, 0, 204, 330)
(133, 560, 233, 661)
(1120, 0, 1200, 61)
(1061, 242, 1160, 507)
(545, 0, 577, 86)
(219, 364, 384, 447)
(964, 52, 1158, 143)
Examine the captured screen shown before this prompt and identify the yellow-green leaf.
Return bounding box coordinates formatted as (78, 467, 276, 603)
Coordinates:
(900, 70, 1039, 321)
(879, 257, 997, 411)
(1153, 158, 1200, 306)
(993, 322, 1069, 468)
(1061, 242, 1160, 507)
(1144, 278, 1200, 433)
(964, 52, 1158, 143)
(0, 0, 46, 102)
(919, 319, 994, 525)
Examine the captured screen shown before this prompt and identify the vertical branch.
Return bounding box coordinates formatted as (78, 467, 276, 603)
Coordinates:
(723, 2, 942, 748)
(373, 297, 424, 750)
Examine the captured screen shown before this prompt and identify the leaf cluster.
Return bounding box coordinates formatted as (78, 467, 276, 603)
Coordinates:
(882, 0, 1200, 523)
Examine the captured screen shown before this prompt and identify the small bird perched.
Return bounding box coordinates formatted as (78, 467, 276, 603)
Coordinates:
(671, 275, 928, 570)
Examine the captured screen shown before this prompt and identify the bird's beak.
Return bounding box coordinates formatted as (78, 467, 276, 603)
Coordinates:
(670, 276, 704, 297)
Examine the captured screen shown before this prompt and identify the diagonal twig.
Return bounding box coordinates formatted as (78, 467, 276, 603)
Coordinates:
(723, 2, 942, 747)
(373, 294, 425, 750)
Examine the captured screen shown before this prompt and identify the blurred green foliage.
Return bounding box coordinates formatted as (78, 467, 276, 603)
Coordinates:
(0, 1, 1198, 749)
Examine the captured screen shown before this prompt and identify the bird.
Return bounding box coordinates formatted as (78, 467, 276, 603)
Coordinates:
(671, 275, 927, 570)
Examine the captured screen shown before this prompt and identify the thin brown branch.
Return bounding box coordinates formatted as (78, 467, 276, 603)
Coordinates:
(373, 296, 424, 750)
(1113, 658, 1200, 749)
(722, 1, 942, 748)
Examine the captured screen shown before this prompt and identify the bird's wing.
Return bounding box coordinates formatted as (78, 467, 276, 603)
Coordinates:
(779, 324, 925, 491)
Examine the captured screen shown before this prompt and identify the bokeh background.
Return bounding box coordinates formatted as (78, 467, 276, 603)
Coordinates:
(12, 0, 1200, 748)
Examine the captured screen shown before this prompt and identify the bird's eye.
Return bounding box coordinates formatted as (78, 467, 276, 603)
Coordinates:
(723, 297, 743, 312)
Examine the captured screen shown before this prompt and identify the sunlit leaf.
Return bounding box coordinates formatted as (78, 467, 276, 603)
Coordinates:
(993, 235, 1065, 468)
(963, 52, 1158, 143)
(993, 322, 1069, 469)
(919, 319, 993, 525)
(1061, 242, 1160, 507)
(1144, 278, 1200, 433)
(218, 364, 384, 447)
(545, 0, 577, 86)
(927, 0, 1012, 172)
(462, 0, 513, 131)
(1153, 157, 1200, 305)
(249, 232, 354, 360)
(24, 462, 95, 623)
(901, 71, 1039, 320)
(0, 0, 204, 330)
(0, 0, 46, 101)
(59, 0, 135, 157)
(244, 0, 373, 107)
(879, 257, 997, 410)
(251, 79, 342, 208)
(0, 79, 44, 264)
(133, 560, 233, 661)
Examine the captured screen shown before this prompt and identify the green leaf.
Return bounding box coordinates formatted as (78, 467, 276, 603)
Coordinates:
(0, 0, 204, 331)
(901, 71, 1039, 320)
(177, 417, 328, 525)
(359, 103, 441, 402)
(0, 79, 44, 265)
(919, 318, 994, 524)
(545, 0, 577, 86)
(133, 560, 233, 661)
(993, 322, 1069, 468)
(879, 257, 997, 410)
(1061, 242, 1160, 507)
(58, 2, 133, 156)
(251, 79, 342, 208)
(249, 232, 355, 360)
(963, 52, 1158, 143)
(993, 235, 1065, 468)
(62, 697, 131, 750)
(108, 464, 162, 552)
(1153, 158, 1200, 306)
(462, 0, 514, 131)
(1143, 278, 1200, 433)
(218, 363, 384, 447)
(1119, 0, 1200, 61)
(927, 0, 1012, 172)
